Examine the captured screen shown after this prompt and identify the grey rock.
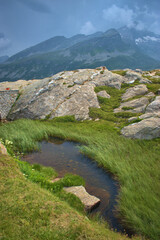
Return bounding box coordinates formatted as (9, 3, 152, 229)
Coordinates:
(128, 117, 138, 122)
(122, 84, 148, 101)
(140, 112, 160, 119)
(114, 97, 149, 113)
(0, 90, 19, 119)
(64, 186, 100, 211)
(145, 96, 160, 113)
(139, 78, 152, 84)
(121, 117, 160, 139)
(97, 90, 110, 98)
(157, 89, 160, 95)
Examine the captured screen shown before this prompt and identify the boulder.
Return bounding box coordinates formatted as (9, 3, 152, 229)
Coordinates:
(145, 96, 160, 113)
(97, 90, 110, 98)
(64, 186, 100, 211)
(122, 85, 148, 101)
(121, 117, 160, 139)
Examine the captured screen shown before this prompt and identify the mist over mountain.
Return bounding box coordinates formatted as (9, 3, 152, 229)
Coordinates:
(0, 26, 159, 82)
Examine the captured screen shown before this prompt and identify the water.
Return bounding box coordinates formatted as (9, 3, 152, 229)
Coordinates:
(22, 138, 131, 235)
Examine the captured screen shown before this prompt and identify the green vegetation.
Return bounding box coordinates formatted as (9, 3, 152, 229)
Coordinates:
(1, 153, 134, 240)
(122, 107, 134, 111)
(146, 83, 160, 94)
(0, 118, 160, 239)
(112, 70, 127, 76)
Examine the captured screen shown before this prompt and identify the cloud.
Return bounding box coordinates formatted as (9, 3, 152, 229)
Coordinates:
(0, 34, 11, 52)
(17, 0, 51, 13)
(80, 21, 96, 35)
(103, 5, 135, 28)
(102, 4, 160, 34)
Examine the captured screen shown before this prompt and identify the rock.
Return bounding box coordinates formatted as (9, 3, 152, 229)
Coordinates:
(122, 84, 148, 101)
(128, 117, 138, 122)
(157, 89, 160, 95)
(0, 90, 19, 120)
(139, 78, 152, 84)
(114, 97, 149, 114)
(145, 96, 160, 113)
(7, 68, 126, 121)
(92, 69, 124, 89)
(140, 112, 160, 119)
(64, 186, 100, 211)
(0, 142, 8, 155)
(145, 92, 155, 97)
(121, 117, 160, 139)
(97, 90, 110, 98)
(124, 70, 142, 82)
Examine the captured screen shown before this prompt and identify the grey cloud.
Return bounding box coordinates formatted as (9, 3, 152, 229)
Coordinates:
(102, 4, 160, 34)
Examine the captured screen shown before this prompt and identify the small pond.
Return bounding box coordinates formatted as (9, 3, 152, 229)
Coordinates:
(22, 138, 132, 235)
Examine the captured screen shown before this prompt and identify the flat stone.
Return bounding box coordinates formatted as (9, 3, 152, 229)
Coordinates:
(97, 90, 110, 98)
(64, 186, 100, 211)
(121, 117, 160, 139)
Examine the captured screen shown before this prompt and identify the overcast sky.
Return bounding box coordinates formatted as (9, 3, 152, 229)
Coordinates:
(0, 0, 160, 57)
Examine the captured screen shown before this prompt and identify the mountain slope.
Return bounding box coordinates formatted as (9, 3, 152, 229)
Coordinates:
(0, 28, 159, 82)
(119, 26, 160, 61)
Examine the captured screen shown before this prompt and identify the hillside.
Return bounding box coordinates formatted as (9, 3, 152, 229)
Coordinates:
(0, 28, 159, 82)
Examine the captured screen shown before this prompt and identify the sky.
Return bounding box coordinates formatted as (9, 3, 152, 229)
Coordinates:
(0, 0, 160, 57)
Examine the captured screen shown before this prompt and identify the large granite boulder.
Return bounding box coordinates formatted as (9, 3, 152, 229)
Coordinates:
(7, 68, 126, 121)
(64, 186, 100, 211)
(121, 117, 160, 139)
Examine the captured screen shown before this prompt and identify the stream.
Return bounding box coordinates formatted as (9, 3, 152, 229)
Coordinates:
(22, 138, 132, 236)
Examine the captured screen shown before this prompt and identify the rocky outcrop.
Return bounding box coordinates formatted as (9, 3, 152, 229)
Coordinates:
(0, 67, 159, 140)
(64, 186, 100, 211)
(6, 68, 125, 121)
(121, 118, 160, 139)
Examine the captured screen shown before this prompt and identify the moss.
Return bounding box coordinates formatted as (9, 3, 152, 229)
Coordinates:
(122, 107, 134, 111)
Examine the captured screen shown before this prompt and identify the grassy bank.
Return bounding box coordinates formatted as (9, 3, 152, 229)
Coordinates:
(1, 153, 137, 240)
(0, 119, 160, 239)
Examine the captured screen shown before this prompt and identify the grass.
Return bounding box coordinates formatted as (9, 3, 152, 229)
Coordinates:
(0, 118, 160, 239)
(112, 70, 127, 76)
(1, 153, 135, 240)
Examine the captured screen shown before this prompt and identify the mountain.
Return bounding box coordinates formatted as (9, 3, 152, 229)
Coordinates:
(119, 26, 160, 61)
(0, 55, 9, 63)
(0, 28, 159, 82)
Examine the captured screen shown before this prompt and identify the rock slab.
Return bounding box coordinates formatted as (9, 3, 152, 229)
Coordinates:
(64, 186, 100, 211)
(121, 117, 160, 139)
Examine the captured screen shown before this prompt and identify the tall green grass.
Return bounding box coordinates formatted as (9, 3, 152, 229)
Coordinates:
(0, 119, 160, 239)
